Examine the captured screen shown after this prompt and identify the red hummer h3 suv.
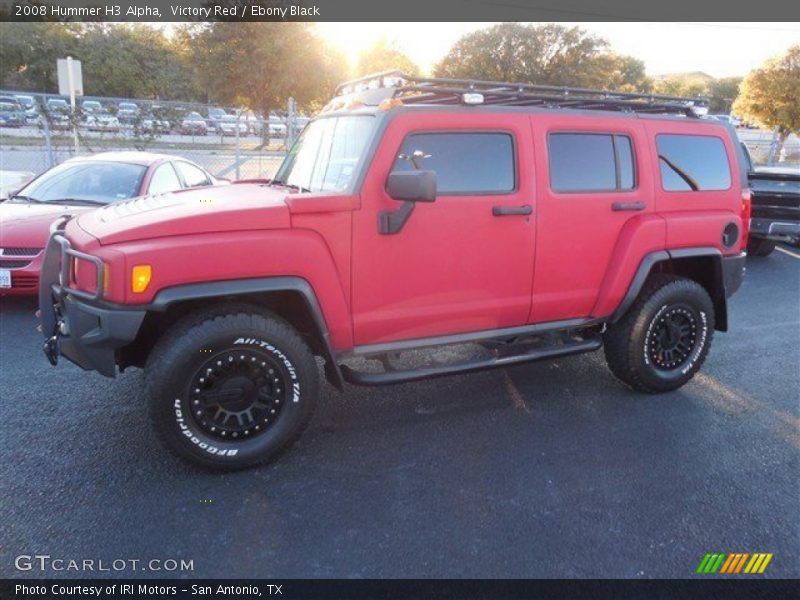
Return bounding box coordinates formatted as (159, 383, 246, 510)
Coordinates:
(39, 73, 749, 469)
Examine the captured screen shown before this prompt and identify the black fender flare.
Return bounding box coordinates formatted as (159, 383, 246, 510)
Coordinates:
(610, 247, 744, 332)
(149, 277, 344, 390)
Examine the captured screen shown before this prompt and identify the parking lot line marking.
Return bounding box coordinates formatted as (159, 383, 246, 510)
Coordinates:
(776, 246, 800, 259)
(502, 370, 531, 414)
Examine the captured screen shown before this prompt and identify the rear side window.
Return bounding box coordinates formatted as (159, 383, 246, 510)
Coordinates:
(175, 161, 211, 188)
(656, 134, 731, 191)
(548, 133, 636, 192)
(148, 163, 182, 195)
(392, 132, 515, 194)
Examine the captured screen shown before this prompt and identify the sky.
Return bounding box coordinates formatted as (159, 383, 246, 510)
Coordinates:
(313, 22, 800, 77)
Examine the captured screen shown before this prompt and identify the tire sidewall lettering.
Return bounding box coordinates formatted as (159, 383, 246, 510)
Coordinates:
(642, 302, 708, 376)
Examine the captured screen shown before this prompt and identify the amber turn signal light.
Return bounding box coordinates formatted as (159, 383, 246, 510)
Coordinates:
(131, 265, 152, 293)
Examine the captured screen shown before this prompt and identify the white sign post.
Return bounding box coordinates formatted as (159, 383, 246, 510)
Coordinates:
(57, 57, 83, 153)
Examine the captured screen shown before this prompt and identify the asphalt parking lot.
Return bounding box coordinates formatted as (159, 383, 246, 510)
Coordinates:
(1, 247, 798, 579)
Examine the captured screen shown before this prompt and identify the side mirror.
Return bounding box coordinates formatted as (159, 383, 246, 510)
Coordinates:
(386, 170, 436, 203)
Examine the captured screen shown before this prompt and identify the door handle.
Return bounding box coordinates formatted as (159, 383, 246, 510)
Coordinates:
(492, 204, 533, 216)
(611, 201, 646, 212)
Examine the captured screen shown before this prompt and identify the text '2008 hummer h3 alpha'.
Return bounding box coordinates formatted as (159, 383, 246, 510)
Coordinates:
(39, 72, 749, 469)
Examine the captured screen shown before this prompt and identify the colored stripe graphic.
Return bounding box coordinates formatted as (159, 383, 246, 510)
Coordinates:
(697, 552, 772, 575)
(720, 554, 736, 574)
(758, 554, 773, 573)
(734, 553, 749, 573)
(696, 554, 712, 574)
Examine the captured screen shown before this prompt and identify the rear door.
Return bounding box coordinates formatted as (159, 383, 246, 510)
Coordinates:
(530, 113, 656, 323)
(351, 111, 536, 346)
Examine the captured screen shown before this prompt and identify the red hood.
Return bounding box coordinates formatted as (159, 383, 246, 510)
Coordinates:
(77, 183, 292, 245)
(0, 201, 92, 248)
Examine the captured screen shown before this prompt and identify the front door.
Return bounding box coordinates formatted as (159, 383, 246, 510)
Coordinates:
(351, 111, 536, 346)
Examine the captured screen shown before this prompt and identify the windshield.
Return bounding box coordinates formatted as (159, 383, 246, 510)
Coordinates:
(0, 102, 17, 111)
(15, 161, 147, 204)
(274, 115, 375, 193)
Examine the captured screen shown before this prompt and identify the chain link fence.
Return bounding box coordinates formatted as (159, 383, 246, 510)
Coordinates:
(0, 90, 309, 181)
(1, 89, 798, 182)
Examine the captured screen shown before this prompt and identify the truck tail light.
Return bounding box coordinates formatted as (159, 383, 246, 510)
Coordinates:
(131, 264, 152, 293)
(740, 187, 752, 250)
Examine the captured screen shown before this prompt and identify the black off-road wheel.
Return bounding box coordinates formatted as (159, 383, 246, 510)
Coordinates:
(144, 306, 319, 470)
(604, 275, 714, 393)
(747, 238, 776, 257)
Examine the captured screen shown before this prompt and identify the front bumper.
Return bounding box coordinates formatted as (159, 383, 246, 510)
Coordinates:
(750, 217, 800, 241)
(722, 252, 746, 298)
(39, 219, 145, 377)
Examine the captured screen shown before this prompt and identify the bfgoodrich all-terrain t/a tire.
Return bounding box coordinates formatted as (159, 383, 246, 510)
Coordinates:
(144, 306, 319, 470)
(603, 275, 715, 393)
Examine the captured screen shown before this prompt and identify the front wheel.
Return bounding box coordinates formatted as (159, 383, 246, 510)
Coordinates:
(604, 275, 714, 393)
(144, 307, 319, 470)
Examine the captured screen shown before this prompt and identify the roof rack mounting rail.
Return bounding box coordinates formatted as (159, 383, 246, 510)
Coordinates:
(334, 71, 709, 117)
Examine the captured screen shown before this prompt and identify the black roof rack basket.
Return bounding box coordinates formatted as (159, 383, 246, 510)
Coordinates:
(335, 70, 709, 117)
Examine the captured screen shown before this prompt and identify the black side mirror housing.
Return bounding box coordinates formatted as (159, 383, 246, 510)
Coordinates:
(386, 170, 437, 203)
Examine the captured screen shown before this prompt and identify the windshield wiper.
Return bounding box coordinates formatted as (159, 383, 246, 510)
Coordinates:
(272, 181, 311, 193)
(9, 194, 46, 204)
(658, 155, 699, 191)
(54, 198, 107, 206)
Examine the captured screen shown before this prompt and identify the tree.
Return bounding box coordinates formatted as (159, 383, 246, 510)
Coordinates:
(186, 22, 346, 116)
(354, 38, 420, 77)
(733, 45, 800, 153)
(77, 24, 197, 99)
(433, 23, 646, 91)
(0, 22, 81, 91)
(707, 77, 742, 113)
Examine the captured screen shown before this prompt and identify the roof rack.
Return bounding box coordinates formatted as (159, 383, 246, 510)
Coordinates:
(334, 70, 709, 117)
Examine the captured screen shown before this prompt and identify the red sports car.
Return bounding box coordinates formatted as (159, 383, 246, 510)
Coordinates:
(0, 151, 224, 295)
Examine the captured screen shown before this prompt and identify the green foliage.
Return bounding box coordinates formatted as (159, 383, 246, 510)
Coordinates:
(181, 22, 346, 114)
(433, 23, 650, 91)
(733, 45, 800, 137)
(354, 38, 420, 78)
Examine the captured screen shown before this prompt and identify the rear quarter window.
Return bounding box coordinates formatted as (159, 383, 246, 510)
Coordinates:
(656, 134, 731, 191)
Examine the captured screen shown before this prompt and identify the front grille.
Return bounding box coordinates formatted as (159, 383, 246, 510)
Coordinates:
(0, 260, 31, 269)
(1, 247, 43, 256)
(9, 273, 38, 289)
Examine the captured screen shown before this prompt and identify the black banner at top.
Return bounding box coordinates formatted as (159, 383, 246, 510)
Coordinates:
(3, 0, 800, 22)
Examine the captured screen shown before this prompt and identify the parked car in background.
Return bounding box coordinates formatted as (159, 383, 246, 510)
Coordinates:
(218, 114, 247, 136)
(82, 100, 103, 113)
(83, 105, 121, 133)
(180, 111, 208, 135)
(0, 170, 35, 201)
(0, 97, 25, 127)
(141, 114, 171, 133)
(14, 94, 39, 124)
(0, 152, 224, 295)
(747, 166, 800, 256)
(44, 97, 70, 129)
(115, 101, 140, 125)
(207, 107, 227, 132)
(709, 114, 741, 127)
(267, 114, 287, 138)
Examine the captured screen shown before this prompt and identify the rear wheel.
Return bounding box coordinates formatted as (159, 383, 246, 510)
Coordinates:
(144, 306, 319, 470)
(604, 275, 714, 393)
(747, 237, 776, 257)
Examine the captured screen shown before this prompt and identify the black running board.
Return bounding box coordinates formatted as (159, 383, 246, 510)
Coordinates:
(340, 338, 602, 386)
